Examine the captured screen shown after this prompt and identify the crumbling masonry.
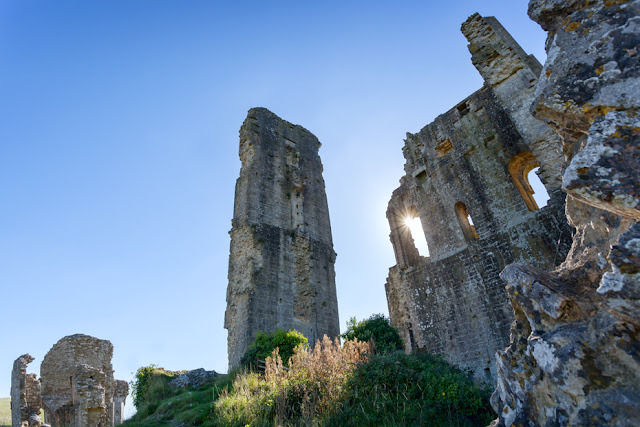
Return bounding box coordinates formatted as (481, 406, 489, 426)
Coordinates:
(225, 107, 340, 369)
(11, 334, 128, 427)
(491, 1, 640, 425)
(11, 354, 42, 427)
(385, 14, 573, 382)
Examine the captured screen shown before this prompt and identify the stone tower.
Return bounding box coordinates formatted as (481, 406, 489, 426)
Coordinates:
(225, 107, 340, 369)
(384, 14, 573, 382)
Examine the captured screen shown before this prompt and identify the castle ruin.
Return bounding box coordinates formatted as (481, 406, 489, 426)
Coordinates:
(385, 14, 573, 382)
(224, 107, 340, 369)
(11, 334, 128, 427)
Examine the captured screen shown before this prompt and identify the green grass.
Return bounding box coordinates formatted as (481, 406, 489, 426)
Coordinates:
(0, 398, 11, 427)
(123, 371, 233, 426)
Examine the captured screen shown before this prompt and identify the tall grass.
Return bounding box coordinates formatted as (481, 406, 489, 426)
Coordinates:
(214, 335, 370, 426)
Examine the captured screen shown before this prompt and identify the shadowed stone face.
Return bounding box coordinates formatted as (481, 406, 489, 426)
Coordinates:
(225, 107, 340, 369)
(489, 1, 640, 426)
(530, 0, 640, 218)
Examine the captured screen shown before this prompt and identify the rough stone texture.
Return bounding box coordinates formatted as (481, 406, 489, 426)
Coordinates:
(490, 1, 640, 425)
(385, 14, 573, 383)
(72, 364, 109, 427)
(11, 354, 42, 427)
(36, 334, 127, 427)
(40, 335, 114, 426)
(225, 107, 340, 369)
(168, 368, 218, 389)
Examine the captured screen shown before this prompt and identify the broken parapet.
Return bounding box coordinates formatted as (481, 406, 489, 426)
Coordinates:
(225, 107, 340, 369)
(11, 354, 43, 427)
(384, 14, 572, 383)
(11, 334, 128, 427)
(489, 0, 640, 425)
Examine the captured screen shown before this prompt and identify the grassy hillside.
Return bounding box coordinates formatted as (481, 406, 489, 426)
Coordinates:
(123, 339, 494, 426)
(0, 398, 11, 427)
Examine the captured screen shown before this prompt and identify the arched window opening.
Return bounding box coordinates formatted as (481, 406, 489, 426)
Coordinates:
(508, 152, 546, 211)
(403, 207, 430, 257)
(528, 167, 550, 208)
(455, 202, 479, 240)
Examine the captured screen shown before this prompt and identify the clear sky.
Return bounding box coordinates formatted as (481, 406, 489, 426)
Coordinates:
(0, 0, 547, 417)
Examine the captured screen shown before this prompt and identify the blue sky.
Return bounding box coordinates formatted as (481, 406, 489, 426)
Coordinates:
(0, 0, 546, 416)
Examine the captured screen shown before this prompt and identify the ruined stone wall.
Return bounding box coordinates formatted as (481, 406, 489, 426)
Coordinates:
(490, 1, 640, 425)
(385, 15, 573, 382)
(10, 334, 127, 427)
(72, 365, 109, 427)
(11, 354, 42, 427)
(225, 107, 340, 369)
(40, 335, 115, 427)
(112, 380, 129, 425)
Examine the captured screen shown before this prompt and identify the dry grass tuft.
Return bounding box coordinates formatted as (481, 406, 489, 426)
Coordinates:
(215, 335, 370, 425)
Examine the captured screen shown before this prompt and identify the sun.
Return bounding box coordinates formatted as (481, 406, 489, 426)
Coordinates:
(404, 216, 430, 256)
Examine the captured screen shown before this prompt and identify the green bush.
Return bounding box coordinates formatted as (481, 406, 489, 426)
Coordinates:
(130, 365, 181, 410)
(240, 329, 308, 370)
(342, 313, 404, 354)
(124, 372, 234, 426)
(323, 352, 495, 426)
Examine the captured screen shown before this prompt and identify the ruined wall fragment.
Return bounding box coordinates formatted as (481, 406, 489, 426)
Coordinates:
(112, 380, 129, 425)
(10, 335, 127, 427)
(40, 334, 116, 427)
(385, 15, 572, 383)
(11, 354, 42, 427)
(490, 1, 640, 425)
(72, 365, 108, 427)
(225, 107, 340, 369)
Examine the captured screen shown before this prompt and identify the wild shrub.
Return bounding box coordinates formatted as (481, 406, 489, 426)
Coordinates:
(323, 351, 495, 426)
(240, 329, 308, 370)
(342, 313, 404, 354)
(215, 335, 370, 425)
(130, 365, 183, 412)
(124, 372, 233, 426)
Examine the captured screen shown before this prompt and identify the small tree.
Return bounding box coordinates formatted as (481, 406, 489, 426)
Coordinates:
(342, 314, 403, 354)
(240, 329, 308, 370)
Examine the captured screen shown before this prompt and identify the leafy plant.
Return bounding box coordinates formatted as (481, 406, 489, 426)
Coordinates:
(239, 329, 308, 370)
(342, 313, 404, 354)
(323, 351, 495, 426)
(130, 365, 181, 410)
